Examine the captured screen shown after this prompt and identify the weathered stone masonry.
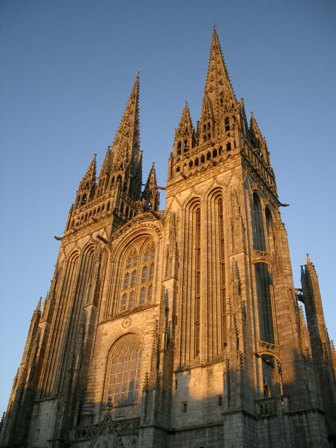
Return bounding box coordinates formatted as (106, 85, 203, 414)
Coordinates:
(1, 29, 335, 448)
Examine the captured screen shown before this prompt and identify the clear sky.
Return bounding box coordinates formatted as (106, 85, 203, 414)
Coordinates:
(0, 0, 335, 415)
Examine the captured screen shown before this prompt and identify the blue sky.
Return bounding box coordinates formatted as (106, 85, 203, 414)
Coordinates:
(0, 0, 335, 414)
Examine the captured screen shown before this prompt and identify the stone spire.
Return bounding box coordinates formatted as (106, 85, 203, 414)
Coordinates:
(198, 28, 237, 141)
(110, 74, 142, 200)
(173, 102, 195, 156)
(142, 163, 159, 211)
(111, 74, 141, 169)
(75, 154, 97, 207)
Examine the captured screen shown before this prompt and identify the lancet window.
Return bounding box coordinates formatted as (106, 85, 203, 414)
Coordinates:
(265, 207, 274, 252)
(77, 246, 95, 305)
(206, 190, 227, 360)
(252, 193, 266, 251)
(117, 239, 156, 314)
(180, 200, 202, 364)
(225, 116, 230, 131)
(106, 334, 142, 406)
(255, 262, 274, 343)
(139, 243, 155, 305)
(194, 207, 201, 357)
(218, 198, 227, 349)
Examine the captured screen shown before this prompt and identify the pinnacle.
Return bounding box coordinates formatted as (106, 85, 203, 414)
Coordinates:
(176, 102, 194, 134)
(250, 112, 262, 135)
(146, 163, 157, 186)
(306, 253, 312, 265)
(99, 146, 113, 178)
(36, 297, 42, 312)
(79, 154, 96, 190)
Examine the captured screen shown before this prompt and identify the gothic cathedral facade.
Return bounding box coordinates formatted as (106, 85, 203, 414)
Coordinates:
(1, 30, 335, 448)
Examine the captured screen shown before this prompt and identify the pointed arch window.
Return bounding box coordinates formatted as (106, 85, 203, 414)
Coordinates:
(77, 246, 96, 305)
(106, 334, 142, 406)
(119, 249, 138, 312)
(117, 239, 156, 314)
(225, 116, 230, 131)
(194, 207, 201, 358)
(265, 207, 274, 252)
(139, 242, 155, 306)
(218, 197, 227, 349)
(252, 193, 266, 251)
(180, 200, 202, 365)
(255, 262, 274, 343)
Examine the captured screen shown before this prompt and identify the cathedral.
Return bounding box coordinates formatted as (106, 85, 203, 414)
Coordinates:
(1, 29, 335, 448)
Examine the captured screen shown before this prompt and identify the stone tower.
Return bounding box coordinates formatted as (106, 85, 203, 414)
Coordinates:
(1, 29, 335, 448)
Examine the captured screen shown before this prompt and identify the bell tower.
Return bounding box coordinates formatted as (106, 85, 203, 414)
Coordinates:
(165, 28, 333, 447)
(65, 74, 143, 237)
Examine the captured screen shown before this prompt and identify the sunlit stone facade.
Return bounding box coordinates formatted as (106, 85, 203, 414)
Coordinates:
(1, 30, 335, 448)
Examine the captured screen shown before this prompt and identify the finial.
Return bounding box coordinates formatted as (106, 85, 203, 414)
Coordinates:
(35, 297, 42, 312)
(136, 70, 140, 79)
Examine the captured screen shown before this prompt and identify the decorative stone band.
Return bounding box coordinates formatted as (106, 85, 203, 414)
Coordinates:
(71, 417, 140, 442)
(258, 340, 280, 355)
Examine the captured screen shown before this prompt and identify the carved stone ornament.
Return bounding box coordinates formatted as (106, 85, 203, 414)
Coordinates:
(122, 317, 132, 328)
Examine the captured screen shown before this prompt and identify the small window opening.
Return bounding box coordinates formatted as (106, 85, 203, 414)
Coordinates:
(264, 384, 271, 398)
(225, 117, 230, 131)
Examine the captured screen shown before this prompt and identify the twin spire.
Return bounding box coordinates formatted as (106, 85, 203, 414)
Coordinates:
(173, 28, 269, 165)
(76, 29, 270, 210)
